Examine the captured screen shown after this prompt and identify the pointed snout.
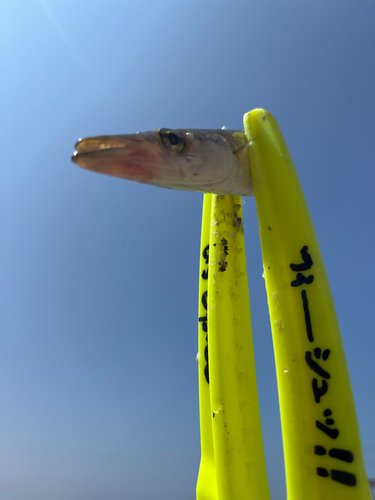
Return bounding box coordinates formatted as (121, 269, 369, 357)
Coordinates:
(72, 133, 184, 184)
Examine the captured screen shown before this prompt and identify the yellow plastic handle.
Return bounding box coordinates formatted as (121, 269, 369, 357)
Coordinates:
(244, 109, 371, 500)
(197, 194, 218, 500)
(196, 194, 269, 500)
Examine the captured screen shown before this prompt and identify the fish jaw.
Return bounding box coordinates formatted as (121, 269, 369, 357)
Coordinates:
(72, 133, 185, 185)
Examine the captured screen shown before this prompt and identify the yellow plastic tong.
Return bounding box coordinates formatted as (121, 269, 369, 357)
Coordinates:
(196, 109, 371, 500)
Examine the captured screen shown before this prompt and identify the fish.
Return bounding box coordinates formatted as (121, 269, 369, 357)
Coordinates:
(72, 128, 253, 196)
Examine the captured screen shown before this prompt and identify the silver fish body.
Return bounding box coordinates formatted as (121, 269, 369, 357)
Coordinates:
(72, 128, 253, 196)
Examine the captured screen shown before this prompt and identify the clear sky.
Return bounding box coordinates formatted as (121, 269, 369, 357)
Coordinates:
(1, 1, 374, 499)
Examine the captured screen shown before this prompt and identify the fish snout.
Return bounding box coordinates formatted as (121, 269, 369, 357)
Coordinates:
(71, 133, 184, 184)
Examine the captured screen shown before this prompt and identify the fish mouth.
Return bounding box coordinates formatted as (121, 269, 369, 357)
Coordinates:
(72, 135, 145, 167)
(71, 134, 184, 184)
(73, 135, 143, 155)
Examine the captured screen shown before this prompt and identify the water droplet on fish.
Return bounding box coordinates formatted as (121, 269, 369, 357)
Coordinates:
(284, 367, 289, 373)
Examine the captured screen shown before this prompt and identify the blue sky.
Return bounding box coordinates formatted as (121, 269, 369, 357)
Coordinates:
(1, 1, 374, 499)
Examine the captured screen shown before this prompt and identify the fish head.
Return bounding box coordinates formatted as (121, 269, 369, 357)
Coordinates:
(72, 128, 253, 196)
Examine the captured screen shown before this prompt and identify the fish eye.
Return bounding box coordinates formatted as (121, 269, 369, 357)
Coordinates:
(159, 128, 186, 153)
